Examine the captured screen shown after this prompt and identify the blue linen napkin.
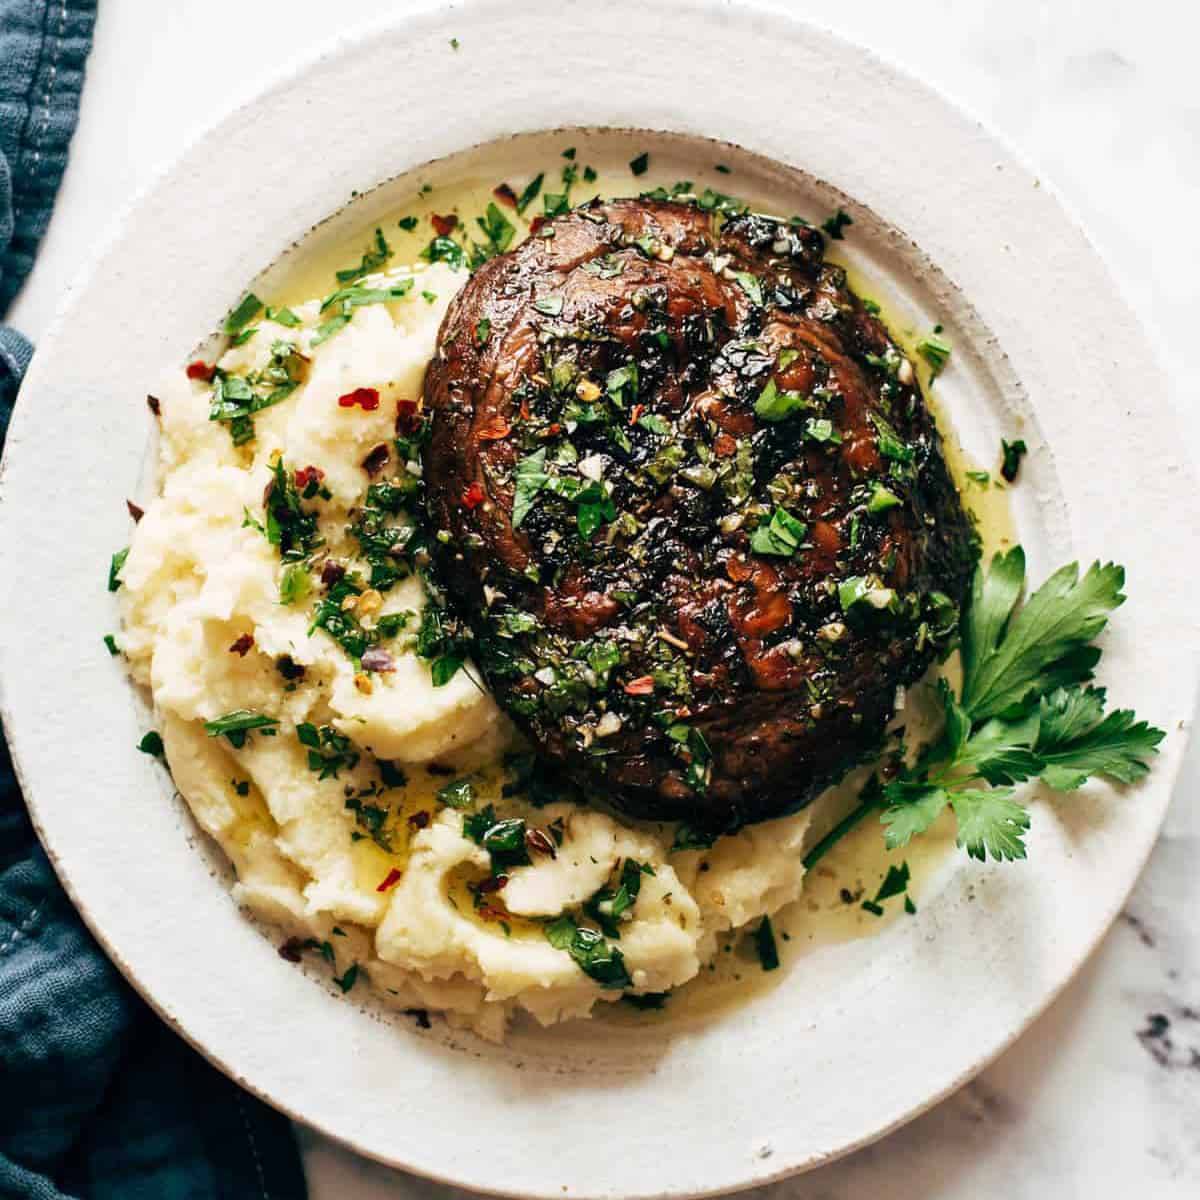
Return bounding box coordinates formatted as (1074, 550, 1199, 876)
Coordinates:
(0, 4, 308, 1196)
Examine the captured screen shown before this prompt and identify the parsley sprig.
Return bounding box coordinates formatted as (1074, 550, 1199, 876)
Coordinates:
(810, 546, 1164, 866)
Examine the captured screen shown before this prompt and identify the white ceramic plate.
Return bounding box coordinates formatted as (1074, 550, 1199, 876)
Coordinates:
(2, 2, 1197, 1196)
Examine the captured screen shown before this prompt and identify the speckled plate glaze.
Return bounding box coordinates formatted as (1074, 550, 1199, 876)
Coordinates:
(1, 2, 1196, 1196)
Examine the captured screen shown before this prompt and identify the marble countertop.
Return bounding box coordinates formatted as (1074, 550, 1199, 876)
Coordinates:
(10, 1, 1198, 1195)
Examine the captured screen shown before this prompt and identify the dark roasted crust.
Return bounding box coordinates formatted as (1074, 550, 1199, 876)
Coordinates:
(423, 198, 976, 830)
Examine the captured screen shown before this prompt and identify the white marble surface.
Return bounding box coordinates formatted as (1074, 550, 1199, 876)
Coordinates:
(10, 1, 1199, 1195)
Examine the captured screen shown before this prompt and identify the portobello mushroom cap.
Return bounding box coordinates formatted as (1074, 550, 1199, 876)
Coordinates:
(423, 197, 976, 832)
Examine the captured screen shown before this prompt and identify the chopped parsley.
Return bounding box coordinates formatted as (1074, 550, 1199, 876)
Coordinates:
(279, 563, 311, 606)
(108, 547, 129, 592)
(629, 152, 650, 176)
(750, 507, 806, 558)
(753, 915, 780, 970)
(584, 859, 652, 938)
(861, 861, 912, 916)
(916, 331, 952, 378)
(475, 202, 516, 257)
(821, 208, 853, 239)
(203, 710, 279, 748)
(462, 804, 530, 872)
(1001, 438, 1028, 483)
(730, 270, 763, 306)
(137, 731, 165, 758)
(297, 723, 360, 779)
(544, 915, 632, 989)
(208, 340, 308, 444)
(671, 822, 716, 852)
(436, 777, 474, 809)
(263, 457, 322, 562)
(103, 634, 120, 656)
(335, 227, 392, 283)
(223, 292, 263, 334)
(516, 172, 544, 215)
(755, 378, 809, 422)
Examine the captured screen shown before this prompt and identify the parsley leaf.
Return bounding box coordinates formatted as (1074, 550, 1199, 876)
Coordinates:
(224, 292, 263, 334)
(516, 172, 544, 215)
(203, 710, 279, 748)
(916, 332, 951, 377)
(750, 508, 806, 558)
(1001, 438, 1028, 483)
(960, 547, 1124, 721)
(951, 789, 1029, 862)
(753, 915, 780, 970)
(544, 915, 632, 988)
(821, 208, 853, 239)
(108, 547, 129, 592)
(1035, 687, 1165, 789)
(755, 378, 809, 422)
(511, 448, 549, 528)
(335, 228, 392, 283)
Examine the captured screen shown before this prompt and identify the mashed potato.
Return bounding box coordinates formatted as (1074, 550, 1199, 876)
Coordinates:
(119, 253, 812, 1040)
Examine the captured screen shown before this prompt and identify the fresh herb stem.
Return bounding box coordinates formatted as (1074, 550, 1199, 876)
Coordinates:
(802, 784, 883, 871)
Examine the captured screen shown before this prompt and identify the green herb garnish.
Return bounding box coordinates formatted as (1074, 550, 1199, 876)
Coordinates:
(1001, 438, 1028, 483)
(335, 227, 392, 283)
(224, 292, 263, 334)
(810, 547, 1163, 868)
(108, 547, 129, 592)
(516, 172, 544, 215)
(750, 508, 806, 558)
(204, 710, 279, 749)
(437, 778, 474, 809)
(629, 152, 650, 176)
(138, 731, 165, 758)
(544, 915, 632, 989)
(753, 915, 780, 970)
(821, 208, 853, 240)
(297, 723, 360, 779)
(917, 331, 951, 377)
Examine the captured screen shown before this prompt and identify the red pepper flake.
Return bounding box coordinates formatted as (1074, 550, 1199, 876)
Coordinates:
(713, 433, 737, 458)
(726, 555, 754, 583)
(186, 360, 215, 382)
(126, 499, 145, 523)
(476, 415, 511, 442)
(431, 213, 458, 237)
(525, 828, 557, 858)
(376, 867, 403, 893)
(462, 482, 485, 510)
(338, 387, 380, 411)
(407, 810, 431, 830)
(476, 874, 508, 894)
(320, 561, 345, 588)
(545, 423, 562, 437)
(146, 394, 161, 417)
(395, 399, 420, 434)
(492, 182, 519, 208)
(529, 216, 547, 236)
(278, 937, 304, 963)
(624, 675, 655, 695)
(229, 633, 254, 656)
(629, 403, 644, 426)
(360, 443, 390, 476)
(294, 465, 325, 490)
(519, 398, 531, 422)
